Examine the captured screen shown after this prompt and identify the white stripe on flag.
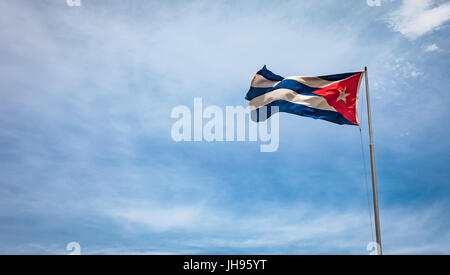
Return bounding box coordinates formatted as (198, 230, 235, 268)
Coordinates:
(249, 88, 336, 112)
(284, 76, 336, 88)
(250, 74, 280, 88)
(251, 74, 338, 89)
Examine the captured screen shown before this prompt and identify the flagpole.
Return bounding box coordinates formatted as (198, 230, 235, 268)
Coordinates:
(364, 66, 382, 255)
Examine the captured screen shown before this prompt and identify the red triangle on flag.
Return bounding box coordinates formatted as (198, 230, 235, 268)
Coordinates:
(312, 72, 363, 125)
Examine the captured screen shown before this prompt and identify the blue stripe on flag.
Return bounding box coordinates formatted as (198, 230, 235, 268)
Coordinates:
(246, 79, 321, 101)
(246, 87, 271, 101)
(252, 100, 354, 125)
(257, 65, 284, 81)
(318, 72, 360, 81)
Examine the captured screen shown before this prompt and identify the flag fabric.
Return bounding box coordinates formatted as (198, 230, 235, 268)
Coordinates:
(245, 66, 364, 125)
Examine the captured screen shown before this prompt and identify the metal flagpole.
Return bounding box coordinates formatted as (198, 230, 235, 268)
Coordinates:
(364, 66, 382, 255)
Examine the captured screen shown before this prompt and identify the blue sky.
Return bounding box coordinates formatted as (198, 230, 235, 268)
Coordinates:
(1, 0, 450, 254)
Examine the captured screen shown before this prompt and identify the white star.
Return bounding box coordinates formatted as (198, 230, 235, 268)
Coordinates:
(336, 87, 349, 103)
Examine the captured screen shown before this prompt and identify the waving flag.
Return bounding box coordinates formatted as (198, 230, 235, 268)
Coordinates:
(246, 66, 364, 125)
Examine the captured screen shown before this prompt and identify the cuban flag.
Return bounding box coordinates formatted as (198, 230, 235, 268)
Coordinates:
(246, 66, 364, 125)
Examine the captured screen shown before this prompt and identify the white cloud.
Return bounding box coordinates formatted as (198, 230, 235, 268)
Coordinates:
(107, 206, 203, 232)
(101, 200, 450, 254)
(425, 43, 439, 52)
(383, 57, 423, 78)
(388, 0, 450, 39)
(3, 201, 449, 254)
(367, 0, 382, 7)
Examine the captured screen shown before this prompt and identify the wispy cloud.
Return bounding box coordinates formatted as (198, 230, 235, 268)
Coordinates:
(387, 0, 450, 39)
(6, 202, 448, 254)
(367, 0, 382, 7)
(425, 43, 440, 51)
